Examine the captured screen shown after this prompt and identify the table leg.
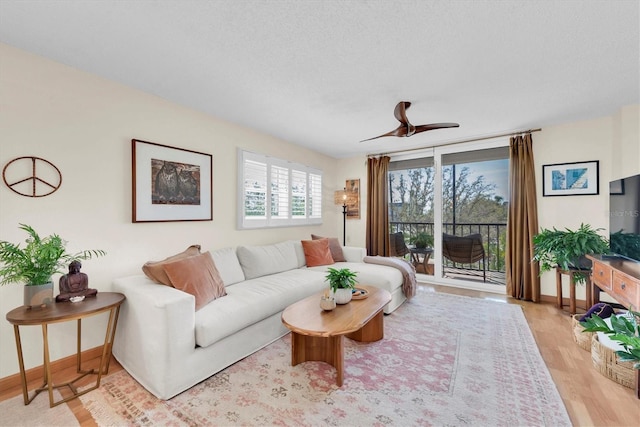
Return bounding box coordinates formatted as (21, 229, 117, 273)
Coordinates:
(424, 252, 433, 275)
(346, 310, 385, 342)
(592, 283, 601, 305)
(12, 325, 29, 406)
(76, 319, 82, 373)
(102, 305, 121, 374)
(41, 323, 55, 408)
(290, 333, 344, 386)
(585, 276, 592, 310)
(555, 268, 563, 309)
(569, 273, 577, 315)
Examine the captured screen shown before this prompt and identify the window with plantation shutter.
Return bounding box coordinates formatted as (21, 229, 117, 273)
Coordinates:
(237, 149, 323, 229)
(309, 172, 322, 218)
(291, 169, 307, 218)
(271, 165, 289, 220)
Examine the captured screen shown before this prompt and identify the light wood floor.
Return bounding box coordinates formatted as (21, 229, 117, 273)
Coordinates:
(1, 284, 638, 426)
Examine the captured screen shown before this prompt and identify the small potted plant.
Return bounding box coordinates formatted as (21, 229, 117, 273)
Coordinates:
(0, 224, 106, 307)
(325, 267, 358, 304)
(412, 232, 434, 249)
(532, 223, 609, 284)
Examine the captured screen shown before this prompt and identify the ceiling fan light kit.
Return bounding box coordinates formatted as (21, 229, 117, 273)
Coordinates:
(362, 101, 459, 142)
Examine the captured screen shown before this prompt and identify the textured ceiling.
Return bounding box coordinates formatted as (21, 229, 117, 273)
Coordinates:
(1, 0, 638, 158)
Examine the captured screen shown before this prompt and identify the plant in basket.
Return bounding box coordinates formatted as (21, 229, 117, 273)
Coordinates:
(581, 309, 640, 369)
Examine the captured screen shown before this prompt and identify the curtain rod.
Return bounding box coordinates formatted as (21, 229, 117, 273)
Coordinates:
(366, 128, 542, 158)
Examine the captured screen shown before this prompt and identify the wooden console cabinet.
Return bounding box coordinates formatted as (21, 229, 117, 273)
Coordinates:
(586, 254, 640, 399)
(587, 254, 640, 310)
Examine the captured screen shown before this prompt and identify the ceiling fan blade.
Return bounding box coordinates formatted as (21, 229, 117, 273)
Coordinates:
(413, 123, 460, 134)
(360, 125, 409, 142)
(394, 101, 412, 126)
(361, 102, 459, 141)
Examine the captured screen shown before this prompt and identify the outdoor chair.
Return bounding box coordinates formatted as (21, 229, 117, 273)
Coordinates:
(389, 232, 411, 259)
(442, 233, 486, 282)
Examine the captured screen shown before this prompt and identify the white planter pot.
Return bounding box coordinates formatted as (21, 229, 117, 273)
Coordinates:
(332, 288, 352, 304)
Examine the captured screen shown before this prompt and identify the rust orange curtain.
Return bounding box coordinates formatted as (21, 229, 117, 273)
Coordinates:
(366, 156, 390, 256)
(506, 133, 540, 301)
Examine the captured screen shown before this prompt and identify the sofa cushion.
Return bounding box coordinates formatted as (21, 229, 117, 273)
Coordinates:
(302, 239, 335, 267)
(236, 241, 299, 280)
(142, 244, 202, 286)
(163, 252, 227, 311)
(291, 240, 307, 268)
(311, 234, 346, 262)
(194, 269, 327, 347)
(307, 261, 403, 293)
(210, 247, 245, 286)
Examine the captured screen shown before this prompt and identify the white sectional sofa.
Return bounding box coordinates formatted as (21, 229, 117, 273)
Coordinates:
(112, 240, 407, 399)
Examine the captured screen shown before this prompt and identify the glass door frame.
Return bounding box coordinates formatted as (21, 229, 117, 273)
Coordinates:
(390, 138, 509, 294)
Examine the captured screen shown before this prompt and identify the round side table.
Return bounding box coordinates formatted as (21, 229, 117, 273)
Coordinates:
(6, 292, 125, 408)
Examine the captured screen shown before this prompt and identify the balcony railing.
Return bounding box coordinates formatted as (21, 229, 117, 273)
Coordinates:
(390, 221, 507, 282)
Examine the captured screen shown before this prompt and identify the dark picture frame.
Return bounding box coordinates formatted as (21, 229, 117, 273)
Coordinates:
(542, 160, 599, 197)
(132, 139, 213, 222)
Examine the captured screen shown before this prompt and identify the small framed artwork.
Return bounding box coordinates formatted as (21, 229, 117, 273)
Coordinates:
(346, 178, 360, 219)
(542, 160, 599, 197)
(610, 178, 625, 195)
(132, 139, 213, 222)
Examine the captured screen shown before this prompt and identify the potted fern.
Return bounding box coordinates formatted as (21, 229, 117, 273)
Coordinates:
(0, 224, 105, 307)
(412, 232, 434, 249)
(325, 267, 358, 304)
(532, 223, 609, 284)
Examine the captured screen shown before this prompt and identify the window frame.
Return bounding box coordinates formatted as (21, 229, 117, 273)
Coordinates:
(237, 149, 323, 229)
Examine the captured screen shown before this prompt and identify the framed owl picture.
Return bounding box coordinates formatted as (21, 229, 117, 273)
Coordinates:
(132, 139, 213, 222)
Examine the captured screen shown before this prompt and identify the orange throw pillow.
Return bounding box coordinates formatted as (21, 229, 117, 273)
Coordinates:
(162, 252, 227, 311)
(301, 239, 335, 267)
(311, 234, 346, 262)
(142, 245, 202, 286)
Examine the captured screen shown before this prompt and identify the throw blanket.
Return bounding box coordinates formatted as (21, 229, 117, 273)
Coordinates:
(363, 256, 417, 299)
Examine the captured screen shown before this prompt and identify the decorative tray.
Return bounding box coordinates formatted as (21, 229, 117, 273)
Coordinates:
(351, 288, 369, 300)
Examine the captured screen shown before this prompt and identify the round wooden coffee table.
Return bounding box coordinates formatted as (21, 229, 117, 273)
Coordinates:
(281, 285, 391, 386)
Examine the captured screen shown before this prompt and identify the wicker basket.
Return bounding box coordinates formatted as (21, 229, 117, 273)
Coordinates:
(571, 314, 594, 351)
(590, 334, 635, 389)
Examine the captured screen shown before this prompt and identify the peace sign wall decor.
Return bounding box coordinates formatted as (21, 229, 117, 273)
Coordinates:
(2, 156, 62, 197)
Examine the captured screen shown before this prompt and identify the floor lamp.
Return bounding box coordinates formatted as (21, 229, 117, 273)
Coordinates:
(334, 188, 348, 245)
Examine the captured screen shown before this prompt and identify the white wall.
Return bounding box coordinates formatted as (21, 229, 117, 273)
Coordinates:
(534, 105, 639, 299)
(0, 43, 344, 378)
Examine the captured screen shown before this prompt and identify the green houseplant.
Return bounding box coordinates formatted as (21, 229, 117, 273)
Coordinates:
(325, 267, 358, 304)
(532, 223, 609, 284)
(610, 230, 640, 262)
(0, 224, 106, 306)
(581, 310, 640, 370)
(412, 232, 434, 249)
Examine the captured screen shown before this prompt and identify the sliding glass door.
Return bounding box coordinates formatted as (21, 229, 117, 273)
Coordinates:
(388, 140, 509, 292)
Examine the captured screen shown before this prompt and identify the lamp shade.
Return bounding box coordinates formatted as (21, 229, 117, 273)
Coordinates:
(334, 188, 348, 205)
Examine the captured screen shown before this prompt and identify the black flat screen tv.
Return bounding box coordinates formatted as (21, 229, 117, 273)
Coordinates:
(609, 173, 640, 263)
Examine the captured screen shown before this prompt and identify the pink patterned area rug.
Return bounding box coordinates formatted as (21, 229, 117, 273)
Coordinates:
(81, 291, 571, 426)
